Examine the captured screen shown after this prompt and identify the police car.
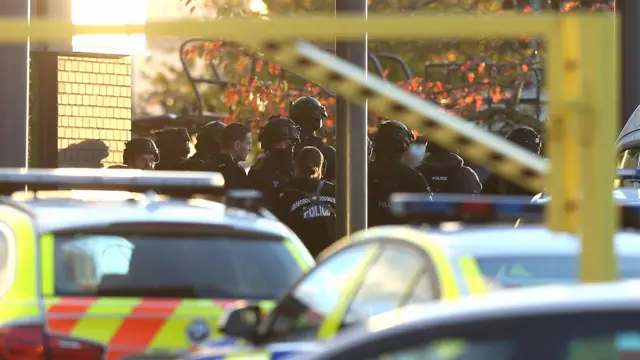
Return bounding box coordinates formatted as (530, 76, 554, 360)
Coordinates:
(294, 281, 640, 360)
(184, 196, 640, 360)
(0, 168, 313, 360)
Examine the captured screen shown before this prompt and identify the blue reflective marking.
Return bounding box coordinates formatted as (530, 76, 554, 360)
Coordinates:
(272, 350, 307, 359)
(405, 201, 455, 213)
(618, 169, 640, 177)
(202, 338, 238, 347)
(494, 203, 523, 214)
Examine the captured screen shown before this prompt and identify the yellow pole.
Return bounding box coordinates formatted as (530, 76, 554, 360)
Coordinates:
(545, 19, 581, 233)
(579, 15, 618, 283)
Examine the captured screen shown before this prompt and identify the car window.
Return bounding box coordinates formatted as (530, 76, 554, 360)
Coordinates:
(372, 337, 514, 360)
(618, 148, 640, 169)
(268, 245, 370, 341)
(0, 223, 12, 296)
(54, 233, 303, 299)
(475, 255, 640, 288)
(405, 273, 436, 306)
(568, 332, 640, 360)
(344, 246, 432, 325)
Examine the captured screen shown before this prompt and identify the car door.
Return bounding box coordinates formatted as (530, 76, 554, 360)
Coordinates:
(340, 241, 439, 328)
(259, 243, 378, 343)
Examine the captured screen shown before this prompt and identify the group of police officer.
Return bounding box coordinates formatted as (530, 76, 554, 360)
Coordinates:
(113, 95, 542, 256)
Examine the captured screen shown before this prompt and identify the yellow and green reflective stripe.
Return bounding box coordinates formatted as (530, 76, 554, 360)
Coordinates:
(40, 233, 55, 297)
(0, 204, 39, 323)
(225, 351, 271, 359)
(284, 240, 313, 271)
(389, 228, 460, 300)
(150, 300, 225, 347)
(317, 245, 379, 340)
(457, 256, 488, 295)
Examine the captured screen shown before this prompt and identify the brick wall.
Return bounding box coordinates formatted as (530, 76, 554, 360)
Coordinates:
(56, 56, 132, 168)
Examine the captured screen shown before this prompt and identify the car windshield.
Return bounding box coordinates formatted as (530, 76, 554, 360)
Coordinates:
(54, 232, 302, 299)
(475, 255, 640, 288)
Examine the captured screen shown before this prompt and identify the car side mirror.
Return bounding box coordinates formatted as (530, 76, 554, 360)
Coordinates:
(218, 305, 262, 340)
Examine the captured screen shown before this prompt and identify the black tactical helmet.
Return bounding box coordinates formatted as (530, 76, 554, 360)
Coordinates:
(154, 128, 191, 159)
(289, 96, 328, 132)
(123, 137, 159, 165)
(196, 121, 226, 153)
(506, 127, 541, 154)
(373, 120, 415, 153)
(258, 115, 301, 150)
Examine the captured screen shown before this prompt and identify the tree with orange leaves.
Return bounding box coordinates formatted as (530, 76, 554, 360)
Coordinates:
(139, 0, 613, 147)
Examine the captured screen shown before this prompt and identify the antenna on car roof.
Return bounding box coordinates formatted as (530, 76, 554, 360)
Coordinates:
(389, 193, 640, 229)
(0, 168, 226, 197)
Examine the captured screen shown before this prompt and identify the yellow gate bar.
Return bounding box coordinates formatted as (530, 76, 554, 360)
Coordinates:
(579, 15, 617, 283)
(248, 40, 548, 192)
(545, 20, 582, 233)
(0, 14, 561, 42)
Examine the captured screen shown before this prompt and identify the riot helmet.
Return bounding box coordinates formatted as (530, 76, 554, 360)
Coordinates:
(123, 137, 159, 169)
(289, 96, 328, 132)
(196, 121, 226, 154)
(506, 127, 541, 154)
(373, 120, 415, 154)
(258, 115, 301, 151)
(154, 128, 191, 160)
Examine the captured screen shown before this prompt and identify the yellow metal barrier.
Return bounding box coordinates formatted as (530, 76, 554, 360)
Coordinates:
(0, 13, 618, 282)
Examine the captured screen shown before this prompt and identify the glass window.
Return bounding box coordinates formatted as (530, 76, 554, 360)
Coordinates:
(373, 337, 514, 360)
(567, 332, 640, 360)
(345, 246, 429, 324)
(406, 273, 436, 306)
(475, 255, 640, 288)
(54, 233, 303, 299)
(618, 148, 640, 169)
(268, 245, 369, 341)
(0, 224, 11, 295)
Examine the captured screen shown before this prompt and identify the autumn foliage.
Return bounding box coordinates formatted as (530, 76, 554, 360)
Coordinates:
(139, 0, 614, 143)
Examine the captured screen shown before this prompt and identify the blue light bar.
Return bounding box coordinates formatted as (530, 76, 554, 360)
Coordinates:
(0, 168, 225, 194)
(389, 193, 640, 229)
(390, 194, 544, 224)
(618, 169, 640, 178)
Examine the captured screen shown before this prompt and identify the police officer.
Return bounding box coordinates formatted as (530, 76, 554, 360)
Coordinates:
(111, 137, 159, 170)
(415, 141, 481, 195)
(203, 123, 252, 189)
(249, 115, 301, 208)
(369, 120, 430, 227)
(289, 96, 337, 182)
(154, 128, 199, 171)
(273, 146, 337, 257)
(482, 126, 542, 196)
(185, 121, 226, 168)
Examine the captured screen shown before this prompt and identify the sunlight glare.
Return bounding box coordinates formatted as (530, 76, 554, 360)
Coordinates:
(249, 0, 269, 14)
(71, 0, 148, 55)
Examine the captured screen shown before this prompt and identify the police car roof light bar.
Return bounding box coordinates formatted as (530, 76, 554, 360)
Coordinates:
(390, 193, 640, 229)
(0, 168, 225, 196)
(390, 193, 545, 224)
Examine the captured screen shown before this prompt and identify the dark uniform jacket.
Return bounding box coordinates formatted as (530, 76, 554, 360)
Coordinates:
(248, 152, 295, 209)
(368, 157, 430, 228)
(273, 178, 337, 257)
(203, 153, 250, 190)
(415, 153, 482, 195)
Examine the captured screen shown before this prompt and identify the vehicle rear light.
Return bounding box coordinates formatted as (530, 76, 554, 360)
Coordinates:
(0, 325, 104, 360)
